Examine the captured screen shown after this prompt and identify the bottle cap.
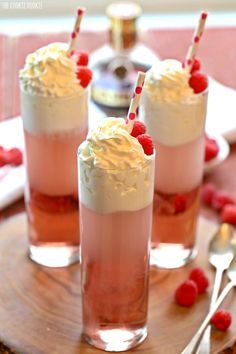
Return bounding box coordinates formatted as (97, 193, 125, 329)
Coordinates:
(106, 2, 142, 50)
(106, 2, 142, 20)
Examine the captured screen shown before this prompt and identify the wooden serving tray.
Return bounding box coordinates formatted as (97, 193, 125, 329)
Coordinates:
(0, 213, 235, 354)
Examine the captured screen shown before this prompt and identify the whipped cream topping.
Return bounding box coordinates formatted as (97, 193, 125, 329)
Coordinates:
(79, 118, 150, 170)
(78, 118, 155, 213)
(140, 59, 207, 146)
(144, 59, 197, 103)
(19, 42, 83, 97)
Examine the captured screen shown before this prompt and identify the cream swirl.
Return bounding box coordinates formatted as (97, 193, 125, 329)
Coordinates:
(145, 59, 198, 103)
(79, 117, 151, 170)
(19, 42, 83, 97)
(78, 117, 155, 213)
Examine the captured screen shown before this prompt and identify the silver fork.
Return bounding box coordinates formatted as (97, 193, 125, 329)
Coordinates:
(195, 224, 234, 354)
(180, 247, 236, 354)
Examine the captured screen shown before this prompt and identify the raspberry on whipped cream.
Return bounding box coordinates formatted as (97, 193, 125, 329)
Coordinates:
(78, 118, 155, 214)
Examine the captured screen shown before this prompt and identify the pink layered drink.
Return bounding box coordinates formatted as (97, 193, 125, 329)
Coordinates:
(139, 59, 208, 268)
(78, 118, 155, 351)
(20, 42, 91, 267)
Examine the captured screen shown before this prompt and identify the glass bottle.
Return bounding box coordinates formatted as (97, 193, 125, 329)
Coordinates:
(90, 2, 159, 116)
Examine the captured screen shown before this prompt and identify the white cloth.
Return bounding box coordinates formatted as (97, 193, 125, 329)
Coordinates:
(206, 78, 236, 143)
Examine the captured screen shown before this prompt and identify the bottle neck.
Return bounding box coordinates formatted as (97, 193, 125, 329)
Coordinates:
(109, 18, 137, 51)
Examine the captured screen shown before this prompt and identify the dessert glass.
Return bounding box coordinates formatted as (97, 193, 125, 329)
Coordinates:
(20, 43, 88, 267)
(78, 118, 155, 351)
(140, 60, 208, 269)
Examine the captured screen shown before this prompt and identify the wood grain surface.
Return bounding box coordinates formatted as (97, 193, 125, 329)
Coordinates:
(0, 213, 235, 354)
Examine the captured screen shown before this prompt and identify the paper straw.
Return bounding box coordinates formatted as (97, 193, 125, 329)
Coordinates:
(126, 71, 146, 132)
(68, 7, 85, 55)
(185, 11, 208, 73)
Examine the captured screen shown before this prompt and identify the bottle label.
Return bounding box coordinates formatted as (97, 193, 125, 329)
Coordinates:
(92, 86, 131, 108)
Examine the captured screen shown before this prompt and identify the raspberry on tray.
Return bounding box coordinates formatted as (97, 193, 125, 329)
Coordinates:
(174, 280, 198, 307)
(189, 267, 209, 294)
(211, 310, 232, 331)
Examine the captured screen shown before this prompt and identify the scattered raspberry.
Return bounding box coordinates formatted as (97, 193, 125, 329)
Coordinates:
(174, 194, 187, 213)
(72, 50, 89, 66)
(189, 268, 209, 294)
(201, 183, 217, 205)
(131, 121, 146, 137)
(211, 310, 232, 331)
(76, 66, 93, 88)
(190, 57, 201, 74)
(189, 71, 208, 94)
(137, 134, 154, 156)
(0, 149, 8, 167)
(6, 148, 23, 166)
(220, 205, 236, 225)
(212, 191, 235, 211)
(0, 147, 23, 167)
(205, 138, 219, 162)
(175, 280, 198, 307)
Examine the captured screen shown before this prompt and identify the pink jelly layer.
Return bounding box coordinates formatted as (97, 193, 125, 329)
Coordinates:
(27, 189, 79, 245)
(152, 186, 200, 246)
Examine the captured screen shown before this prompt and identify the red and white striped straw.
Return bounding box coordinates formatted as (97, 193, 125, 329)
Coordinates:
(68, 7, 85, 55)
(126, 71, 146, 132)
(185, 11, 208, 73)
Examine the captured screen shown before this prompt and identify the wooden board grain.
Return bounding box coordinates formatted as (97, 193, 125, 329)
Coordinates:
(0, 213, 235, 354)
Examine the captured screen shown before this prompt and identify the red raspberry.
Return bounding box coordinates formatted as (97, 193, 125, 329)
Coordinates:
(137, 134, 154, 156)
(76, 67, 93, 88)
(201, 183, 217, 205)
(72, 50, 89, 66)
(189, 71, 208, 94)
(175, 280, 198, 307)
(211, 310, 232, 331)
(189, 268, 209, 294)
(190, 57, 201, 74)
(212, 191, 235, 211)
(130, 121, 146, 137)
(205, 138, 219, 162)
(220, 205, 236, 225)
(5, 148, 23, 166)
(0, 149, 8, 167)
(174, 194, 187, 213)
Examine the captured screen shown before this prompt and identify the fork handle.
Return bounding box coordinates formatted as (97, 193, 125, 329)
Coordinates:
(195, 267, 224, 354)
(180, 281, 234, 354)
(210, 267, 225, 309)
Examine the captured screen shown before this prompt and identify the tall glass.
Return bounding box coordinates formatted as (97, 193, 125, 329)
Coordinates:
(78, 156, 155, 351)
(21, 89, 88, 267)
(140, 89, 208, 269)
